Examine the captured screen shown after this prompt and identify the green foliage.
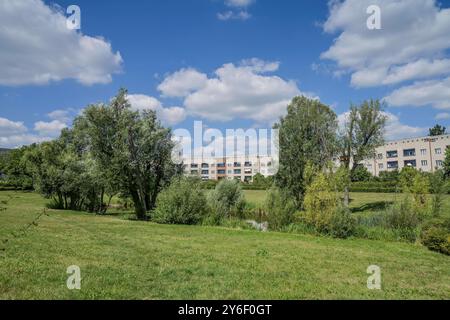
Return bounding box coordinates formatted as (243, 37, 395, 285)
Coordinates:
(152, 177, 208, 225)
(383, 196, 420, 230)
(429, 124, 446, 136)
(350, 165, 373, 182)
(208, 179, 246, 224)
(264, 187, 296, 231)
(0, 146, 35, 190)
(251, 173, 273, 190)
(378, 170, 400, 182)
(443, 147, 450, 179)
(303, 172, 356, 238)
(399, 167, 431, 214)
(349, 181, 398, 193)
(420, 219, 450, 255)
(275, 96, 338, 207)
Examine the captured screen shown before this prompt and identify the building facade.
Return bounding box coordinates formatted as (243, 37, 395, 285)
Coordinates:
(182, 156, 277, 182)
(361, 134, 450, 176)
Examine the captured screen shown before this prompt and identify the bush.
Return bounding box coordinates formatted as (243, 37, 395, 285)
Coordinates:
(208, 179, 246, 224)
(420, 219, 450, 255)
(349, 181, 398, 193)
(383, 196, 420, 230)
(152, 177, 208, 225)
(264, 187, 296, 231)
(303, 172, 356, 238)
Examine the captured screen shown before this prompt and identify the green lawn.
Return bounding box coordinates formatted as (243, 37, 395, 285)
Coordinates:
(0, 191, 449, 299)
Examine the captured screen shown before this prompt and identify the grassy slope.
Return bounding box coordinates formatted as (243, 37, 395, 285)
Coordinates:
(0, 191, 449, 300)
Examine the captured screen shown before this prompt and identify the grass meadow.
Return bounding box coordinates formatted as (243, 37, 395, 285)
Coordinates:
(0, 190, 449, 300)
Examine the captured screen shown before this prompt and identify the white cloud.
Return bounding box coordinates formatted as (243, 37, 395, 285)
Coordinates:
(337, 111, 426, 141)
(435, 113, 450, 120)
(47, 110, 71, 123)
(157, 68, 208, 98)
(217, 10, 251, 21)
(126, 94, 186, 126)
(321, 0, 450, 88)
(384, 77, 450, 110)
(34, 120, 68, 137)
(0, 117, 27, 137)
(0, 117, 51, 148)
(0, 0, 122, 86)
(164, 59, 302, 123)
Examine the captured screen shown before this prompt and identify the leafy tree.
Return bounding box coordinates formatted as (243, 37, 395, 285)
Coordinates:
(76, 89, 177, 220)
(0, 146, 35, 189)
(350, 165, 372, 182)
(208, 179, 246, 223)
(264, 186, 296, 231)
(429, 124, 446, 136)
(340, 99, 387, 206)
(252, 173, 273, 189)
(274, 96, 338, 208)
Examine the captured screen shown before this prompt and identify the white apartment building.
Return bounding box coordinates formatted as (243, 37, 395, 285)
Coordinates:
(361, 134, 450, 176)
(182, 156, 277, 182)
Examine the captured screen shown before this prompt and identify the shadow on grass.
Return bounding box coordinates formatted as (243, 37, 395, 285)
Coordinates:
(350, 201, 394, 213)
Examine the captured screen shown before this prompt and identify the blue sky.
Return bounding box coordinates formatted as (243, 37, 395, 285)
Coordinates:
(1, 0, 450, 148)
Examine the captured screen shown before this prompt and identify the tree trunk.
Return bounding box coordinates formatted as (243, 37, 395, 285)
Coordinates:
(131, 189, 147, 220)
(344, 185, 350, 207)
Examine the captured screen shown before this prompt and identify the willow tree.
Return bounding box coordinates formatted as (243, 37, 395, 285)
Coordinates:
(340, 99, 387, 206)
(76, 89, 177, 220)
(274, 96, 338, 208)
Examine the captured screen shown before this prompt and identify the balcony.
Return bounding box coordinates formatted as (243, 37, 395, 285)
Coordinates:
(386, 151, 398, 158)
(403, 149, 416, 157)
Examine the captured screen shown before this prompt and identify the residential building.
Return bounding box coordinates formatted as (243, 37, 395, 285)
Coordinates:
(182, 156, 277, 182)
(360, 134, 450, 176)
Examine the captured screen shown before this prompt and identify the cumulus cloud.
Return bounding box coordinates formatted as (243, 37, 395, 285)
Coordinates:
(0, 0, 122, 86)
(384, 76, 450, 110)
(34, 120, 68, 137)
(160, 59, 303, 123)
(435, 113, 450, 120)
(321, 0, 450, 88)
(157, 68, 208, 98)
(126, 94, 187, 126)
(0, 117, 51, 148)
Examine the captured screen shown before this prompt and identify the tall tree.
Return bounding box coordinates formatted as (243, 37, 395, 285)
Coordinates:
(429, 124, 446, 136)
(274, 96, 338, 208)
(340, 99, 387, 206)
(77, 89, 177, 220)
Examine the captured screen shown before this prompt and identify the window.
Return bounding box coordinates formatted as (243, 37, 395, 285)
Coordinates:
(211, 170, 215, 174)
(421, 160, 428, 166)
(244, 161, 252, 167)
(234, 169, 241, 174)
(435, 148, 442, 155)
(378, 163, 384, 170)
(227, 170, 232, 174)
(201, 170, 209, 175)
(386, 150, 398, 158)
(377, 153, 383, 160)
(201, 163, 209, 168)
(436, 160, 443, 167)
(190, 164, 198, 168)
(420, 149, 427, 156)
(190, 170, 198, 175)
(218, 170, 226, 174)
(367, 164, 372, 169)
(404, 160, 417, 168)
(403, 149, 416, 157)
(387, 161, 398, 169)
(217, 163, 226, 168)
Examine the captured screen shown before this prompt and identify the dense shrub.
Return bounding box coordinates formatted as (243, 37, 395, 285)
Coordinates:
(264, 187, 296, 231)
(349, 181, 398, 193)
(420, 219, 450, 255)
(303, 172, 356, 238)
(383, 197, 420, 230)
(152, 177, 208, 225)
(208, 179, 246, 224)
